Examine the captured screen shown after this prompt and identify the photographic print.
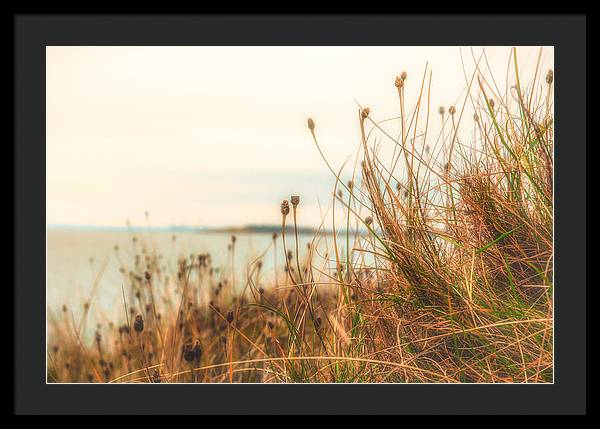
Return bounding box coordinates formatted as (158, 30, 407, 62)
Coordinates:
(46, 45, 554, 384)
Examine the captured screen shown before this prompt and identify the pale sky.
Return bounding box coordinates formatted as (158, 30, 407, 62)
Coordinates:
(46, 46, 553, 228)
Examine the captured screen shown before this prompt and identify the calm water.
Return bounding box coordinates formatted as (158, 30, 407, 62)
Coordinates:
(47, 229, 330, 324)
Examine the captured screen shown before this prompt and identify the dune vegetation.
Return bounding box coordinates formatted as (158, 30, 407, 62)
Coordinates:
(48, 49, 553, 383)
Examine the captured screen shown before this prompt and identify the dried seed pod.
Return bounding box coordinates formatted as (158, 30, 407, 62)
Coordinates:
(438, 106, 445, 115)
(307, 118, 315, 131)
(546, 69, 554, 85)
(360, 107, 370, 120)
(291, 195, 300, 207)
(280, 200, 290, 216)
(365, 216, 373, 226)
(192, 341, 202, 362)
(395, 76, 404, 88)
(226, 311, 234, 324)
(449, 105, 456, 115)
(133, 314, 144, 333)
(182, 342, 194, 363)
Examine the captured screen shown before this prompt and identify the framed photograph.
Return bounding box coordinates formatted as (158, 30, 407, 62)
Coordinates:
(14, 13, 586, 414)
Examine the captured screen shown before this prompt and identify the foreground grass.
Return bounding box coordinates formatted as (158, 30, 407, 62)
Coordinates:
(48, 49, 553, 383)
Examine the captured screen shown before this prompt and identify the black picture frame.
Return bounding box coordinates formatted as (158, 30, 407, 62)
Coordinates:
(14, 14, 586, 415)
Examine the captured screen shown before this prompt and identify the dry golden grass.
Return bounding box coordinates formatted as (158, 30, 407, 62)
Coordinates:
(48, 49, 553, 383)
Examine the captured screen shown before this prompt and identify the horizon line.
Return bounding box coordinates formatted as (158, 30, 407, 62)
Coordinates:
(47, 223, 330, 233)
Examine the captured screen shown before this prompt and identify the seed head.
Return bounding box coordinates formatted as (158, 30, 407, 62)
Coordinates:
(291, 195, 300, 207)
(192, 341, 202, 362)
(438, 106, 445, 116)
(400, 71, 407, 80)
(133, 314, 144, 333)
(183, 341, 202, 364)
(272, 232, 278, 241)
(231, 235, 237, 244)
(144, 271, 151, 281)
(365, 216, 373, 226)
(395, 76, 404, 88)
(489, 99, 495, 109)
(307, 118, 315, 131)
(360, 107, 370, 120)
(546, 69, 554, 85)
(182, 342, 194, 363)
(449, 105, 456, 115)
(473, 113, 479, 122)
(280, 200, 290, 216)
(226, 311, 234, 324)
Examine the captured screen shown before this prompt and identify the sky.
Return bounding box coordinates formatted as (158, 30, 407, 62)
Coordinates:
(46, 46, 553, 228)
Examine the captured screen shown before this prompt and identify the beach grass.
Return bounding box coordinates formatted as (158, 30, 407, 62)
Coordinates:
(47, 49, 553, 383)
